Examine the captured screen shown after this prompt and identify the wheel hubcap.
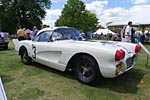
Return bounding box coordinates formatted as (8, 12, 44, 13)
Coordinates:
(80, 63, 93, 78)
(22, 52, 28, 62)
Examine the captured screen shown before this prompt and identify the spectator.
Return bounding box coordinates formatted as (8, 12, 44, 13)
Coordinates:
(30, 26, 38, 39)
(124, 21, 132, 42)
(140, 33, 145, 44)
(131, 27, 135, 43)
(86, 32, 92, 39)
(17, 26, 26, 41)
(121, 25, 126, 42)
(33, 26, 38, 36)
(23, 28, 28, 39)
(0, 31, 5, 40)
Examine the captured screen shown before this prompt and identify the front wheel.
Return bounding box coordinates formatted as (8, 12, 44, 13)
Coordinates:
(74, 55, 102, 86)
(20, 47, 32, 65)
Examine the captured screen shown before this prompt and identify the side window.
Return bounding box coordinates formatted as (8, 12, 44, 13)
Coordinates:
(52, 32, 63, 40)
(34, 32, 50, 42)
(63, 33, 72, 39)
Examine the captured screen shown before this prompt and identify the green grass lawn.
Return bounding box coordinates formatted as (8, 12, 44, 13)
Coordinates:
(0, 40, 150, 100)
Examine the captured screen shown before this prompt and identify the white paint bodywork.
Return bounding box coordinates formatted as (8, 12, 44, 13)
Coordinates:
(16, 27, 138, 78)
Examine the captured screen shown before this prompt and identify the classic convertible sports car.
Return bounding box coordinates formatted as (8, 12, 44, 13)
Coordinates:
(15, 27, 141, 85)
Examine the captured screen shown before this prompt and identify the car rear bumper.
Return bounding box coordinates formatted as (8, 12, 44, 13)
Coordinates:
(100, 54, 137, 78)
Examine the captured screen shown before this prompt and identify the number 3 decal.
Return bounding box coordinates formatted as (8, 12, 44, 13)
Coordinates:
(32, 44, 36, 58)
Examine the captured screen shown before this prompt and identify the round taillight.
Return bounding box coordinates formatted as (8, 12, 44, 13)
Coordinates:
(135, 44, 141, 53)
(115, 49, 125, 61)
(120, 49, 125, 59)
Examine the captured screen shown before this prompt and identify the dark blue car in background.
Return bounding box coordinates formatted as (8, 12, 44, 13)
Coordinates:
(0, 35, 9, 50)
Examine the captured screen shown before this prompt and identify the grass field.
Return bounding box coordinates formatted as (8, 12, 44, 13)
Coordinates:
(0, 40, 150, 100)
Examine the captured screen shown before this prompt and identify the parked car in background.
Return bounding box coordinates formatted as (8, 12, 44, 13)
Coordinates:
(0, 33, 9, 50)
(15, 27, 141, 85)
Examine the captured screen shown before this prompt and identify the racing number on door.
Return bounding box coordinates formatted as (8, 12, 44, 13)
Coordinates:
(32, 44, 36, 58)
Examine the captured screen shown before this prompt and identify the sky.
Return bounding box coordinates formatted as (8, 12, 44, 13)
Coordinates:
(42, 0, 150, 27)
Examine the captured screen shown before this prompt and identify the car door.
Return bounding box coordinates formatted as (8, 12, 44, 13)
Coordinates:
(32, 29, 66, 71)
(38, 30, 67, 71)
(32, 31, 51, 65)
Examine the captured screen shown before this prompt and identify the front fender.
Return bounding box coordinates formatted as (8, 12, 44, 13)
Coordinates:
(17, 41, 33, 57)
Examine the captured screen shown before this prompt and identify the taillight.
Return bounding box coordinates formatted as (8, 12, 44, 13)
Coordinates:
(135, 44, 141, 53)
(120, 49, 125, 59)
(115, 49, 125, 61)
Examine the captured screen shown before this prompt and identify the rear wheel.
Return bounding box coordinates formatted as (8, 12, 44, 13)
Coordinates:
(74, 55, 102, 85)
(20, 47, 32, 65)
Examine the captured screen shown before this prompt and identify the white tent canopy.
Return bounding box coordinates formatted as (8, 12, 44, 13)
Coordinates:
(94, 28, 116, 35)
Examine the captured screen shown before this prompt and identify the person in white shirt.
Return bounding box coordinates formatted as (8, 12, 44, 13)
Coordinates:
(0, 31, 5, 40)
(124, 21, 132, 42)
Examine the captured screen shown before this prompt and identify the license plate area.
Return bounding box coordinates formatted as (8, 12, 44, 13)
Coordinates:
(126, 57, 133, 68)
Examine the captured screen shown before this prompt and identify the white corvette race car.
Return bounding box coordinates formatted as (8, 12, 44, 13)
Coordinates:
(16, 27, 141, 85)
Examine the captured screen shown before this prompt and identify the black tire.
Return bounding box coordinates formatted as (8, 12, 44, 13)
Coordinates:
(74, 55, 102, 86)
(20, 47, 32, 65)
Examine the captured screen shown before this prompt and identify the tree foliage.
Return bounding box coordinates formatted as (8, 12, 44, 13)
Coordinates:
(0, 0, 51, 34)
(55, 0, 100, 32)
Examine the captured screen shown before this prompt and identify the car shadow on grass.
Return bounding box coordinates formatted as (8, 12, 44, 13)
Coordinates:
(32, 62, 75, 79)
(96, 68, 149, 93)
(31, 63, 149, 94)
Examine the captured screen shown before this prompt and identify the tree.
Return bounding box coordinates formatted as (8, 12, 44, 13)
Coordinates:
(55, 0, 99, 32)
(81, 11, 100, 32)
(0, 0, 51, 34)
